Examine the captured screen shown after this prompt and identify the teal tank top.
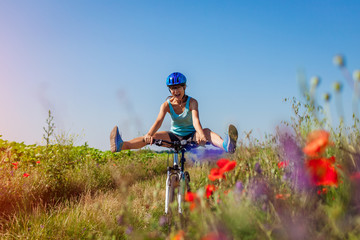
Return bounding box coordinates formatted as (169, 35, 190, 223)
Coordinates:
(167, 96, 196, 136)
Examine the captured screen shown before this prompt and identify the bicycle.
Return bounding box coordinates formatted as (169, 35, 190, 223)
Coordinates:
(152, 139, 208, 225)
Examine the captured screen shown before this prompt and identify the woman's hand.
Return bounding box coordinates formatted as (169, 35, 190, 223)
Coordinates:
(197, 134, 207, 146)
(143, 134, 153, 145)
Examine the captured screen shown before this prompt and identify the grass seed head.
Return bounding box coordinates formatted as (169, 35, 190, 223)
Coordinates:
(323, 93, 331, 102)
(333, 54, 345, 67)
(333, 82, 342, 93)
(311, 76, 321, 87)
(353, 70, 360, 82)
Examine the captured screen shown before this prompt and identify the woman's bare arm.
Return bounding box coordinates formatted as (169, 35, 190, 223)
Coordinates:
(144, 101, 168, 143)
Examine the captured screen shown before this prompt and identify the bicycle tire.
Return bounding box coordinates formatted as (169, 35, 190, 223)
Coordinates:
(179, 172, 191, 229)
(169, 174, 178, 203)
(179, 171, 191, 202)
(166, 174, 179, 225)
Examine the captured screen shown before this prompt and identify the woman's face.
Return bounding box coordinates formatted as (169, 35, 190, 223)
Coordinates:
(169, 85, 186, 101)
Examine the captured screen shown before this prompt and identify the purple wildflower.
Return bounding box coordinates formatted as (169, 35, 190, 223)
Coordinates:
(349, 171, 360, 214)
(247, 178, 270, 203)
(125, 226, 133, 235)
(235, 181, 244, 192)
(254, 162, 262, 174)
(116, 215, 124, 226)
(277, 127, 311, 191)
(159, 216, 167, 227)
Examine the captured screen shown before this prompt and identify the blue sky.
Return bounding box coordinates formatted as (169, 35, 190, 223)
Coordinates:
(1, 1, 359, 150)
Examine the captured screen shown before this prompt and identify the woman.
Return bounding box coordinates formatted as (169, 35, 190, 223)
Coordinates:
(110, 72, 238, 153)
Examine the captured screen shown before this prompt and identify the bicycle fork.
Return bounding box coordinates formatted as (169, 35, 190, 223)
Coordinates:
(165, 169, 171, 215)
(165, 152, 179, 215)
(165, 170, 185, 214)
(177, 172, 186, 214)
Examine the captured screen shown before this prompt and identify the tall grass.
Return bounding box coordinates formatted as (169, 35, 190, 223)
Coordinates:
(1, 112, 359, 239)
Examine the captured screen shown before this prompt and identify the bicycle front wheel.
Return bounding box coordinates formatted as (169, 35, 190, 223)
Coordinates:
(165, 173, 179, 226)
(178, 171, 191, 214)
(178, 171, 191, 228)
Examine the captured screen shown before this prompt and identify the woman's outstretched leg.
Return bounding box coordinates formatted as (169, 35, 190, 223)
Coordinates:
(122, 131, 171, 150)
(194, 125, 238, 153)
(194, 128, 223, 149)
(110, 126, 171, 152)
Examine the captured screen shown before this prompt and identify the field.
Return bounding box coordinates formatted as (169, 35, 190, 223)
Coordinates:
(1, 100, 360, 240)
(1, 61, 360, 239)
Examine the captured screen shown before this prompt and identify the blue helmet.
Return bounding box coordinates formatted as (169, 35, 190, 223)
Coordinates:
(166, 72, 187, 86)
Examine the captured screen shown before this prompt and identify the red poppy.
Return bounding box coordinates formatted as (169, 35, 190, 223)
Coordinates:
(185, 191, 197, 202)
(336, 164, 343, 170)
(275, 193, 290, 199)
(12, 162, 19, 170)
(208, 168, 226, 181)
(23, 173, 30, 178)
(201, 232, 218, 240)
(36, 161, 41, 164)
(303, 130, 331, 157)
(220, 161, 237, 173)
(185, 191, 200, 211)
(278, 161, 289, 169)
(317, 188, 327, 195)
(223, 189, 230, 195)
(327, 156, 336, 163)
(306, 157, 338, 186)
(172, 230, 185, 240)
(216, 158, 230, 168)
(206, 184, 216, 199)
